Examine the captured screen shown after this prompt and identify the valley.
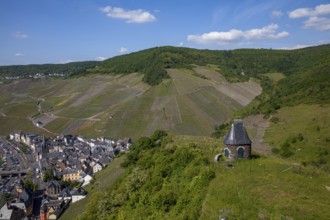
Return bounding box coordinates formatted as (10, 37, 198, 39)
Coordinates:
(0, 44, 329, 220)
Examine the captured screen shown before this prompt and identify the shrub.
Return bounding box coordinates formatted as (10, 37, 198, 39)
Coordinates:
(153, 190, 177, 212)
(279, 141, 294, 158)
(270, 116, 280, 124)
(297, 133, 304, 141)
(271, 147, 280, 154)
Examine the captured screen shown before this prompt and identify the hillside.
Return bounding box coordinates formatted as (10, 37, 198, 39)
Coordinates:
(0, 67, 260, 139)
(1, 44, 329, 139)
(73, 124, 330, 219)
(67, 104, 330, 220)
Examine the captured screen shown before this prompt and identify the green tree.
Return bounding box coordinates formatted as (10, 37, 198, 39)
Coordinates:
(42, 169, 55, 182)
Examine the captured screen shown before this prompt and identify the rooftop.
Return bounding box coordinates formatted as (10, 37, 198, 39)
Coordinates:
(224, 120, 252, 146)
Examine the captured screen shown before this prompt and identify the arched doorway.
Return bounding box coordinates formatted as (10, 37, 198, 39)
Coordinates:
(224, 148, 229, 158)
(237, 148, 244, 158)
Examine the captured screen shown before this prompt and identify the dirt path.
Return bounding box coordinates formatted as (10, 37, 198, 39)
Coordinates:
(244, 114, 272, 155)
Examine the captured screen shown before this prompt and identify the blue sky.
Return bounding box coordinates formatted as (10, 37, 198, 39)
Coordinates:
(1, 0, 330, 65)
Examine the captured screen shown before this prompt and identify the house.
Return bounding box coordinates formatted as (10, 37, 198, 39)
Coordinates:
(46, 181, 62, 197)
(70, 188, 87, 203)
(82, 174, 93, 187)
(36, 121, 43, 127)
(13, 132, 24, 143)
(90, 162, 102, 174)
(58, 187, 72, 202)
(62, 169, 82, 182)
(12, 181, 33, 216)
(40, 199, 67, 220)
(223, 119, 252, 160)
(58, 187, 87, 203)
(56, 161, 66, 171)
(98, 156, 112, 167)
(0, 203, 25, 220)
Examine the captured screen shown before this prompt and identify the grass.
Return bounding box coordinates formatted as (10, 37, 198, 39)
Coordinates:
(150, 79, 178, 97)
(199, 104, 330, 219)
(44, 117, 77, 134)
(1, 102, 38, 117)
(265, 72, 286, 82)
(201, 157, 330, 219)
(168, 68, 211, 95)
(265, 104, 330, 168)
(60, 156, 126, 220)
(0, 116, 53, 136)
(170, 135, 222, 158)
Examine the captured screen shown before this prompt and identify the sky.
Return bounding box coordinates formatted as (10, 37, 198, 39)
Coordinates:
(1, 0, 330, 65)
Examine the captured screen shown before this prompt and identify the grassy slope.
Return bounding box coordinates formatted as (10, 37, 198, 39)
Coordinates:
(62, 104, 330, 219)
(201, 104, 330, 219)
(265, 104, 330, 169)
(72, 120, 330, 219)
(201, 157, 330, 219)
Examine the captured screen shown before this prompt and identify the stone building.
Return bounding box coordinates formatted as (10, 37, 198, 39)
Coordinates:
(223, 119, 252, 160)
(46, 181, 62, 197)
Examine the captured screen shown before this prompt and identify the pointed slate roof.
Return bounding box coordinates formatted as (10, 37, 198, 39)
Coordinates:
(224, 120, 252, 145)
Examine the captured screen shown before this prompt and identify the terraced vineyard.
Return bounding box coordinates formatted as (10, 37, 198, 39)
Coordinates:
(0, 67, 261, 139)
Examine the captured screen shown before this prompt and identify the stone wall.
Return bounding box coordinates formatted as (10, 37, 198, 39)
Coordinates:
(224, 144, 251, 160)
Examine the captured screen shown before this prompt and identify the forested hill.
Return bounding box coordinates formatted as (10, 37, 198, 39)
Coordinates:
(98, 44, 330, 84)
(2, 44, 329, 84)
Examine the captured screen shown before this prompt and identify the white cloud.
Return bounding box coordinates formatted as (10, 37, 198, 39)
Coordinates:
(12, 31, 28, 39)
(178, 42, 184, 46)
(95, 56, 107, 61)
(289, 4, 330, 18)
(118, 47, 129, 54)
(100, 6, 156, 23)
(289, 8, 313, 18)
(271, 10, 283, 18)
(244, 24, 289, 39)
(278, 44, 312, 50)
(187, 24, 288, 45)
(288, 4, 330, 31)
(188, 29, 242, 45)
(304, 16, 330, 31)
(57, 60, 74, 64)
(15, 52, 25, 57)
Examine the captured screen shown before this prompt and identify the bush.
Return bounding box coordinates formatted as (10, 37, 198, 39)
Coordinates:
(279, 141, 294, 158)
(212, 123, 230, 138)
(271, 147, 280, 154)
(122, 130, 169, 167)
(297, 133, 304, 141)
(270, 116, 280, 123)
(153, 190, 177, 212)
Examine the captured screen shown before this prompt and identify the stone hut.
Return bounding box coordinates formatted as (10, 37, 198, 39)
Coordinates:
(223, 119, 252, 160)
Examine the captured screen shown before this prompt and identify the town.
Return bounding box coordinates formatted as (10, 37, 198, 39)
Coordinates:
(1, 72, 67, 81)
(0, 131, 131, 219)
